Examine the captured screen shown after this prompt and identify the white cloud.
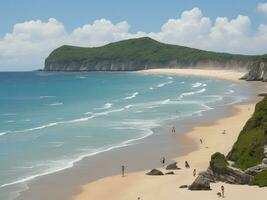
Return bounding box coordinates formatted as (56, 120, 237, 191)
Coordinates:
(257, 2, 267, 16)
(2, 7, 267, 71)
(149, 8, 212, 47)
(70, 19, 130, 46)
(0, 18, 67, 71)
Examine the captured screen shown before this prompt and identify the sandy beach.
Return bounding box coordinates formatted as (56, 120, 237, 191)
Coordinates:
(73, 69, 267, 200)
(139, 68, 246, 81)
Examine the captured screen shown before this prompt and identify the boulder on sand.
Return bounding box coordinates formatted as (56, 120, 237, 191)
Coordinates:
(146, 169, 164, 176)
(166, 162, 180, 170)
(165, 171, 175, 175)
(188, 174, 211, 190)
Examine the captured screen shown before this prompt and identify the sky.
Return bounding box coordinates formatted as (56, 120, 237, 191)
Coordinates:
(1, 0, 267, 71)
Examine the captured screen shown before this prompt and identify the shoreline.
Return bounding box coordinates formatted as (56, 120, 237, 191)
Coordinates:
(72, 69, 267, 200)
(14, 69, 266, 200)
(139, 68, 247, 82)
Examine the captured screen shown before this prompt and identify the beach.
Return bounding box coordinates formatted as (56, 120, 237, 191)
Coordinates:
(72, 69, 267, 200)
(140, 68, 246, 81)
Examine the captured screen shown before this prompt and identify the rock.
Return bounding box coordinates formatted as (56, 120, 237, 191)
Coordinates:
(245, 164, 267, 176)
(166, 162, 180, 170)
(188, 174, 211, 190)
(146, 169, 164, 176)
(258, 93, 267, 97)
(199, 170, 216, 183)
(165, 171, 175, 175)
(188, 163, 254, 191)
(243, 61, 267, 82)
(209, 165, 254, 185)
(179, 185, 188, 188)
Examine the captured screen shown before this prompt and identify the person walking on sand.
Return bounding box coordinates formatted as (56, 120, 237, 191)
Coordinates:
(222, 130, 226, 134)
(200, 138, 203, 144)
(161, 157, 166, 167)
(121, 165, 125, 177)
(221, 185, 225, 198)
(185, 161, 190, 168)
(193, 169, 196, 177)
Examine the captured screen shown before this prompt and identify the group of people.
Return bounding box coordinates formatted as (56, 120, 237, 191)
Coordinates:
(119, 126, 226, 198)
(121, 162, 225, 198)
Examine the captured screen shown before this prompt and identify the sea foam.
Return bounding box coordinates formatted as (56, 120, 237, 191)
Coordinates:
(157, 81, 173, 88)
(94, 103, 113, 110)
(124, 92, 139, 100)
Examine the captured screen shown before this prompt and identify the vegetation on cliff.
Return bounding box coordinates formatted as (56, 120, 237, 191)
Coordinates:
(45, 37, 260, 71)
(254, 169, 267, 187)
(228, 97, 267, 170)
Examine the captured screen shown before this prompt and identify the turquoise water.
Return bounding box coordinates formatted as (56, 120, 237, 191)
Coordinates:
(0, 72, 251, 199)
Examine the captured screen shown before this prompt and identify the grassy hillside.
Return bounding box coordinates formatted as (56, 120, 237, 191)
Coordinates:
(227, 97, 267, 170)
(45, 37, 260, 69)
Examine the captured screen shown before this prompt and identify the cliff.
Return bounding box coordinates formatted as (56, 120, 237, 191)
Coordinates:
(44, 37, 259, 72)
(227, 97, 267, 170)
(241, 61, 267, 81)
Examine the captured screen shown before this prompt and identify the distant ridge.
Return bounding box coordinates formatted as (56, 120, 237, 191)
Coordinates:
(44, 37, 262, 72)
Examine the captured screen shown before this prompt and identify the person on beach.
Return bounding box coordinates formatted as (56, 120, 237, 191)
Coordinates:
(185, 161, 190, 168)
(193, 169, 196, 177)
(200, 138, 203, 144)
(121, 165, 125, 177)
(222, 130, 226, 134)
(171, 126, 176, 134)
(161, 157, 166, 167)
(221, 185, 225, 198)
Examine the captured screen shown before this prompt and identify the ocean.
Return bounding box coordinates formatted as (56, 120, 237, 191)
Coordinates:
(0, 71, 252, 200)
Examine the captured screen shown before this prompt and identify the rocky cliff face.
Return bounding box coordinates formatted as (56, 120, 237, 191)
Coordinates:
(241, 61, 267, 81)
(44, 59, 253, 72)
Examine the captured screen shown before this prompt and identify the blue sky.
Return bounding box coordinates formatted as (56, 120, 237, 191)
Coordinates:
(0, 0, 264, 35)
(1, 0, 267, 71)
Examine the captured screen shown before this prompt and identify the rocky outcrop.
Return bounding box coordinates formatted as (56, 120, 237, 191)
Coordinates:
(188, 173, 211, 190)
(245, 164, 267, 176)
(189, 166, 254, 191)
(166, 162, 180, 170)
(241, 61, 267, 81)
(44, 60, 253, 72)
(189, 151, 254, 190)
(206, 167, 254, 185)
(146, 169, 164, 176)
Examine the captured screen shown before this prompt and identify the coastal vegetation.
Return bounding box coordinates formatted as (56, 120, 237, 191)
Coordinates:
(255, 169, 267, 187)
(44, 37, 261, 71)
(46, 37, 258, 64)
(210, 152, 229, 171)
(204, 97, 267, 187)
(227, 97, 267, 170)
